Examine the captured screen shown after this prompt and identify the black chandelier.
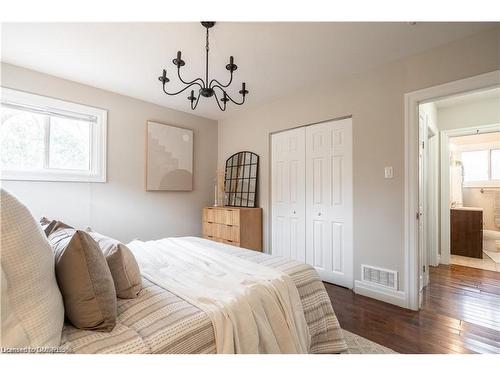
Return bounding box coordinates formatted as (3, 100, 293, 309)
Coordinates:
(158, 21, 248, 111)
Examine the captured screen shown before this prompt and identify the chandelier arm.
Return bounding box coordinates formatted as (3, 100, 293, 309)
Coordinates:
(212, 90, 227, 112)
(213, 85, 246, 106)
(177, 66, 206, 88)
(162, 81, 203, 96)
(226, 92, 246, 106)
(190, 91, 202, 110)
(209, 70, 233, 89)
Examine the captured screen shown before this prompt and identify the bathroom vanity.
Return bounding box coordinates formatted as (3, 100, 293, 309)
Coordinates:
(450, 207, 483, 259)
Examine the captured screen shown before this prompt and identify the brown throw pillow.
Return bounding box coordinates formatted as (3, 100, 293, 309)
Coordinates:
(49, 227, 117, 332)
(85, 229, 142, 299)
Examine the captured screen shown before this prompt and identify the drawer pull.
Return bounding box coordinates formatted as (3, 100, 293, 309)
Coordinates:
(207, 221, 214, 224)
(207, 235, 213, 238)
(227, 240, 233, 243)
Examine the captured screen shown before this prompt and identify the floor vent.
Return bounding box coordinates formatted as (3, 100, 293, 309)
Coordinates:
(361, 264, 398, 290)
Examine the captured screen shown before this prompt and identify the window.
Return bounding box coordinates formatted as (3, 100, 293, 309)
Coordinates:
(461, 150, 489, 182)
(460, 146, 500, 187)
(1, 88, 107, 182)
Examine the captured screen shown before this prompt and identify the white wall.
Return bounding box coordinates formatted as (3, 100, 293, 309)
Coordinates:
(218, 26, 500, 291)
(1, 63, 218, 243)
(437, 96, 500, 131)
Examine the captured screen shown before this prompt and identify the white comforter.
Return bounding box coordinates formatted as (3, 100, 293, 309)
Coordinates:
(128, 237, 311, 354)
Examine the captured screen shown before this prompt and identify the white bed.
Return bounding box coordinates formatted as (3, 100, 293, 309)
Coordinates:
(61, 237, 347, 354)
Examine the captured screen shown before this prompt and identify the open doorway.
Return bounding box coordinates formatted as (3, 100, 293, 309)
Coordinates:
(416, 87, 500, 315)
(419, 88, 500, 282)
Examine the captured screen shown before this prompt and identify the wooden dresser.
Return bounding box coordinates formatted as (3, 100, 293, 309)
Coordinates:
(202, 206, 262, 251)
(450, 207, 483, 259)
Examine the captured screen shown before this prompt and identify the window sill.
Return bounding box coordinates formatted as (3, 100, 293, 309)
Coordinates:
(1, 170, 106, 183)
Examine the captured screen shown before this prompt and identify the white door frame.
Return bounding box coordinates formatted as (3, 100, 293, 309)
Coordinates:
(426, 122, 440, 268)
(404, 70, 500, 311)
(440, 123, 500, 265)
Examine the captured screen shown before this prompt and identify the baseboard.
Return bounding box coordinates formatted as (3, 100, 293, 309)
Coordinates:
(354, 280, 408, 309)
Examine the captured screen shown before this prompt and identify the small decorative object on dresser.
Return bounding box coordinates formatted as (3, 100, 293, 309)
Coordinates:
(202, 206, 262, 251)
(213, 168, 226, 206)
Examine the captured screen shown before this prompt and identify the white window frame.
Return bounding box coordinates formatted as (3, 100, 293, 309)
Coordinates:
(457, 141, 500, 188)
(1, 87, 107, 182)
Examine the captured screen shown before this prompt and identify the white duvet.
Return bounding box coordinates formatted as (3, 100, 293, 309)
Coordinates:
(127, 237, 310, 354)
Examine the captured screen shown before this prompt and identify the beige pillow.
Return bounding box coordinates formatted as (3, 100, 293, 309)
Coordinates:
(49, 227, 117, 332)
(85, 229, 142, 299)
(0, 189, 65, 347)
(1, 265, 30, 347)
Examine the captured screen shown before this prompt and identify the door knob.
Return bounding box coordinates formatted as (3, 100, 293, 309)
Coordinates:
(318, 212, 322, 216)
(292, 210, 296, 214)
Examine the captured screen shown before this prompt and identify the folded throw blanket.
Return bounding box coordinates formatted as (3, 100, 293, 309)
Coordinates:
(128, 237, 310, 354)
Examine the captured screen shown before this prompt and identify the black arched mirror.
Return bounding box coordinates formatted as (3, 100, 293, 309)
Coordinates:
(224, 151, 259, 207)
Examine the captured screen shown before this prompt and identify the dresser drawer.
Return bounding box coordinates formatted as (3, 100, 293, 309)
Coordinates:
(203, 208, 217, 223)
(222, 239, 240, 247)
(219, 224, 240, 242)
(203, 207, 240, 226)
(219, 209, 240, 226)
(202, 221, 217, 237)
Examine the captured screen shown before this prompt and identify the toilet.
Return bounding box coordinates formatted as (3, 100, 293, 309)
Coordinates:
(483, 230, 500, 252)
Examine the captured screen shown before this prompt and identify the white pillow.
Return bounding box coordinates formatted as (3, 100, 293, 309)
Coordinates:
(0, 189, 65, 348)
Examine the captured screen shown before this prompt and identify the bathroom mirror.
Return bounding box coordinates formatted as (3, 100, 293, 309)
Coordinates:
(224, 151, 259, 208)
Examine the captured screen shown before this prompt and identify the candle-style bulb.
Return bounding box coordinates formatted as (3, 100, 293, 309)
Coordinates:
(230, 56, 234, 65)
(177, 51, 182, 60)
(239, 82, 248, 97)
(162, 69, 167, 79)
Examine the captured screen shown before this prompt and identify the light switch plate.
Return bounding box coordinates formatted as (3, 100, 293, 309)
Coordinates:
(384, 166, 393, 179)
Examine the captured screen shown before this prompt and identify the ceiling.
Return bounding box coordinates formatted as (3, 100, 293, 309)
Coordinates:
(1, 22, 496, 120)
(434, 87, 500, 109)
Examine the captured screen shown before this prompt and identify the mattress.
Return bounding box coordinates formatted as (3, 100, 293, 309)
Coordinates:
(60, 239, 347, 354)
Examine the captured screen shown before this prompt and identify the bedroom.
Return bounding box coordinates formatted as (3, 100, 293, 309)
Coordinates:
(1, 0, 499, 373)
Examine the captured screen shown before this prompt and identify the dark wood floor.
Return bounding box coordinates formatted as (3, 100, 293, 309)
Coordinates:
(325, 264, 500, 353)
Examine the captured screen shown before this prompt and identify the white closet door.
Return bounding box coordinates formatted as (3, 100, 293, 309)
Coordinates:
(271, 127, 306, 262)
(305, 118, 353, 288)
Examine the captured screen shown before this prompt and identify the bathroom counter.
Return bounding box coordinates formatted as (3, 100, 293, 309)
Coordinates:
(451, 206, 483, 211)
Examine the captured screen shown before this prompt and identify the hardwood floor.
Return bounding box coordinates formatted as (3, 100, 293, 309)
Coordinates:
(325, 264, 500, 353)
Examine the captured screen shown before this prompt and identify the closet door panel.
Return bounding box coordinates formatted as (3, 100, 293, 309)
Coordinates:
(271, 127, 306, 261)
(306, 118, 353, 288)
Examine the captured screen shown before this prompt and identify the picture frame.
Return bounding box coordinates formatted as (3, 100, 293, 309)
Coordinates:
(145, 121, 193, 191)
